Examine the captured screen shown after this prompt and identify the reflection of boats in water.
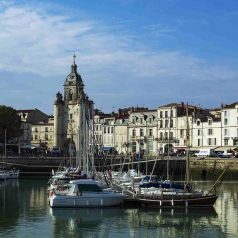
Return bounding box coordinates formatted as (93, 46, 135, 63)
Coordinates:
(50, 207, 127, 236)
(50, 207, 126, 221)
(50, 206, 219, 238)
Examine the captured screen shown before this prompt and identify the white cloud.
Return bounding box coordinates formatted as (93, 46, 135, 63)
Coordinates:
(0, 2, 238, 112)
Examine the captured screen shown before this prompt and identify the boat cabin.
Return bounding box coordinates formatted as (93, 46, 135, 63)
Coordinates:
(68, 179, 102, 195)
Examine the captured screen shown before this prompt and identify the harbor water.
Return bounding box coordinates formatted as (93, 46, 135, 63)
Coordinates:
(0, 178, 237, 238)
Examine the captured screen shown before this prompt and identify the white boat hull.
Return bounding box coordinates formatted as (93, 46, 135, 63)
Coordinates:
(49, 192, 125, 208)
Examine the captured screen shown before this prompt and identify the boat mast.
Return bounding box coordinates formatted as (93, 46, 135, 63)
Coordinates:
(4, 129, 7, 159)
(185, 103, 190, 184)
(166, 107, 172, 181)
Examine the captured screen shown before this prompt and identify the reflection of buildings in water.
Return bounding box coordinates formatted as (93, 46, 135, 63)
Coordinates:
(50, 208, 128, 238)
(214, 182, 238, 237)
(29, 186, 47, 209)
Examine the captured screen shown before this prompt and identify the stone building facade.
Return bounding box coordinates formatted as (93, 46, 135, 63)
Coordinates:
(53, 57, 94, 163)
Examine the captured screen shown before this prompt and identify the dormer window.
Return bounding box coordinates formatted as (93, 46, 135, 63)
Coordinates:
(208, 119, 212, 125)
(197, 120, 200, 126)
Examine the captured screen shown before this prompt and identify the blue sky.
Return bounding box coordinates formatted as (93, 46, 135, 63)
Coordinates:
(0, 0, 238, 114)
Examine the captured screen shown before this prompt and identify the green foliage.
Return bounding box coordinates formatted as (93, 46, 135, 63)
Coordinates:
(0, 105, 22, 143)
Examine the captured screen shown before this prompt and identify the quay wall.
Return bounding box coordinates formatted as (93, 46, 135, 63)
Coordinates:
(0, 156, 238, 179)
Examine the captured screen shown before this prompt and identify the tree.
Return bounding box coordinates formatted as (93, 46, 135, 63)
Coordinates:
(0, 105, 22, 144)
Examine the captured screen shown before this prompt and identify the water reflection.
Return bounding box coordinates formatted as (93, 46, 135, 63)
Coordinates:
(0, 179, 237, 238)
(50, 207, 221, 238)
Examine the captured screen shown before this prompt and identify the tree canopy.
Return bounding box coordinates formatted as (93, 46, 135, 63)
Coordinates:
(0, 105, 22, 143)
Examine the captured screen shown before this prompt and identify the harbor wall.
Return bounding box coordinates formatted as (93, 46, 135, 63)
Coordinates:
(1, 156, 238, 179)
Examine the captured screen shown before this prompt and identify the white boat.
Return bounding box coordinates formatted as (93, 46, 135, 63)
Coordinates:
(49, 179, 126, 208)
(0, 169, 19, 180)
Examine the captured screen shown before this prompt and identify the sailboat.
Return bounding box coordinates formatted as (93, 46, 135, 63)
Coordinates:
(128, 104, 219, 208)
(0, 130, 19, 180)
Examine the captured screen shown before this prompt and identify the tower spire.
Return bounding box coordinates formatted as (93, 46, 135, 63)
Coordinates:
(73, 53, 76, 65)
(71, 53, 77, 73)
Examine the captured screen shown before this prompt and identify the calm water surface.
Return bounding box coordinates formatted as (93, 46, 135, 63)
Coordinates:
(0, 178, 237, 238)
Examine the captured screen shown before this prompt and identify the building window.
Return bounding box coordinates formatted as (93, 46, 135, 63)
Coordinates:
(224, 118, 228, 125)
(170, 119, 173, 128)
(180, 129, 183, 138)
(140, 118, 143, 124)
(170, 110, 173, 117)
(214, 138, 216, 145)
(198, 139, 200, 146)
(208, 129, 213, 135)
(34, 128, 38, 132)
(224, 111, 227, 117)
(165, 120, 169, 128)
(69, 114, 73, 120)
(197, 129, 201, 136)
(164, 132, 168, 139)
(160, 120, 163, 128)
(208, 138, 212, 145)
(131, 142, 136, 153)
(234, 139, 238, 146)
(160, 111, 163, 118)
(140, 129, 144, 136)
(111, 127, 114, 133)
(35, 135, 38, 140)
(132, 129, 136, 137)
(104, 127, 106, 133)
(148, 140, 153, 152)
(45, 127, 48, 132)
(224, 129, 228, 136)
(197, 121, 200, 126)
(149, 129, 153, 137)
(224, 139, 228, 146)
(208, 120, 212, 125)
(108, 127, 110, 133)
(170, 132, 173, 139)
(45, 134, 48, 140)
(149, 118, 152, 124)
(165, 111, 168, 118)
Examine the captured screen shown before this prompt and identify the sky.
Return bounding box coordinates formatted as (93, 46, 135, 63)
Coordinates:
(0, 0, 238, 114)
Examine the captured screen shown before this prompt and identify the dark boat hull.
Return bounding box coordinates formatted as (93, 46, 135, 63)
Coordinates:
(136, 194, 218, 208)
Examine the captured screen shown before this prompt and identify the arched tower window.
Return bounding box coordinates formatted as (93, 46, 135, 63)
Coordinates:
(69, 90, 73, 101)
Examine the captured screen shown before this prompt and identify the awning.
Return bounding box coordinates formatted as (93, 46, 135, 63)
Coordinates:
(214, 146, 237, 152)
(190, 146, 217, 151)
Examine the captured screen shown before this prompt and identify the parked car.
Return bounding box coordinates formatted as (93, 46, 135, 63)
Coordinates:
(217, 151, 232, 158)
(195, 149, 215, 157)
(50, 147, 61, 156)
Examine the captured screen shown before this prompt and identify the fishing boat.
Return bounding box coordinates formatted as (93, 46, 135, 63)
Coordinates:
(49, 179, 126, 208)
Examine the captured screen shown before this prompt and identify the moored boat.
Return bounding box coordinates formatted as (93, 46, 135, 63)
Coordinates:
(0, 169, 19, 180)
(49, 179, 126, 208)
